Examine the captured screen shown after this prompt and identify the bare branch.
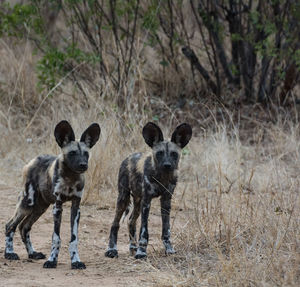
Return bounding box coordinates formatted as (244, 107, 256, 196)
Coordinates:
(182, 46, 218, 95)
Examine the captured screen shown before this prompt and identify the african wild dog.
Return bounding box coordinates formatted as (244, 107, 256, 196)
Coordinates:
(5, 120, 100, 269)
(105, 122, 192, 259)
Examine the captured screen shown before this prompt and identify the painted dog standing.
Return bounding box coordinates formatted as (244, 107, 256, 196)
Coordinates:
(105, 122, 192, 259)
(5, 120, 100, 269)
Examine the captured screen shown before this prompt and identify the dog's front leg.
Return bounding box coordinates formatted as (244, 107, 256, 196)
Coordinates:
(135, 194, 152, 259)
(69, 197, 86, 269)
(161, 194, 175, 255)
(43, 200, 63, 268)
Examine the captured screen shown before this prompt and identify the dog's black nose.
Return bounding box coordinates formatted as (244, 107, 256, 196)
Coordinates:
(79, 163, 88, 170)
(163, 163, 172, 170)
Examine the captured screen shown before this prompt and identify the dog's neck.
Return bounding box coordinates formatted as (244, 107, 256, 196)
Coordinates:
(146, 158, 178, 186)
(58, 159, 83, 183)
(153, 169, 177, 185)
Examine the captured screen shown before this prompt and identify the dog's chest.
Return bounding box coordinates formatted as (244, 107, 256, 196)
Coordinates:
(143, 174, 177, 198)
(53, 178, 84, 201)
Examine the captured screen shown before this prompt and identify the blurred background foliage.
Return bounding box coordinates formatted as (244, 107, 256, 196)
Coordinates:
(0, 0, 299, 111)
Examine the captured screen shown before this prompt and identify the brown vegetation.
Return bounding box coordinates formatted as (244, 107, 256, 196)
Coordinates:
(0, 1, 299, 285)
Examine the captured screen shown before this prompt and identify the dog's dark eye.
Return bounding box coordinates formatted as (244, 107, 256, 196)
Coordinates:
(69, 151, 77, 156)
(84, 151, 89, 158)
(170, 152, 178, 160)
(156, 151, 164, 159)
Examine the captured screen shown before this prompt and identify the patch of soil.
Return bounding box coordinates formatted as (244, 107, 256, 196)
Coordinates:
(0, 180, 173, 287)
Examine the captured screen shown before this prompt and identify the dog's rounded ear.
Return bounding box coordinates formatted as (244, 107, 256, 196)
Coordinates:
(171, 123, 192, 148)
(80, 123, 101, 148)
(142, 122, 164, 148)
(54, 120, 75, 148)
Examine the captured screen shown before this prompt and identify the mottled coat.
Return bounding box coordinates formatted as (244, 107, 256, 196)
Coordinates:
(5, 121, 100, 269)
(105, 122, 192, 259)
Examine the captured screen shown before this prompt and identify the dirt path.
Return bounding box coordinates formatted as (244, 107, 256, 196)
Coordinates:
(0, 180, 173, 287)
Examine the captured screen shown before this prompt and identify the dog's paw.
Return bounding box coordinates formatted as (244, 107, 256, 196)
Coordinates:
(163, 240, 176, 255)
(43, 260, 57, 268)
(29, 251, 46, 260)
(135, 249, 147, 260)
(105, 249, 118, 258)
(129, 244, 137, 256)
(165, 248, 176, 255)
(5, 252, 20, 260)
(71, 261, 86, 269)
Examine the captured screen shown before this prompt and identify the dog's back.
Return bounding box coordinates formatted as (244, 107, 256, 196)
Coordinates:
(118, 152, 151, 199)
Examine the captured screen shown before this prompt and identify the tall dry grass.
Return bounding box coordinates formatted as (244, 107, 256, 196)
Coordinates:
(0, 36, 299, 287)
(147, 123, 299, 286)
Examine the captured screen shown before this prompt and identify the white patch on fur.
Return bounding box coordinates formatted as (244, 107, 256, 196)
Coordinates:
(69, 209, 81, 263)
(5, 232, 14, 253)
(107, 243, 117, 251)
(139, 227, 148, 246)
(47, 232, 61, 262)
(162, 229, 175, 253)
(53, 179, 62, 201)
(52, 203, 61, 215)
(25, 233, 35, 255)
(65, 185, 83, 198)
(144, 176, 157, 195)
(27, 184, 35, 206)
(53, 178, 83, 199)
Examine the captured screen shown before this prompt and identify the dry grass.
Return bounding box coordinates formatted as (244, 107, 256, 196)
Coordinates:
(0, 37, 299, 287)
(149, 125, 300, 286)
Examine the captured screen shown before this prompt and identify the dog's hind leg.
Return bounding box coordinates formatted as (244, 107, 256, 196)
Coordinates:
(5, 201, 29, 260)
(105, 173, 130, 258)
(128, 197, 141, 255)
(135, 194, 152, 259)
(19, 205, 48, 260)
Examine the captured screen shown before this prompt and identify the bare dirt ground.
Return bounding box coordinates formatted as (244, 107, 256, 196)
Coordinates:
(0, 178, 176, 287)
